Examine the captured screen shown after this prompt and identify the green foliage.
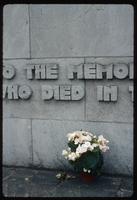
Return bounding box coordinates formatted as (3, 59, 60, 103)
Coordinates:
(68, 141, 78, 152)
(70, 150, 103, 175)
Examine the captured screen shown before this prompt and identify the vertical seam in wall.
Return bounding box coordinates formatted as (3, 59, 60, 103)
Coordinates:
(30, 119, 33, 165)
(84, 57, 86, 121)
(28, 5, 31, 59)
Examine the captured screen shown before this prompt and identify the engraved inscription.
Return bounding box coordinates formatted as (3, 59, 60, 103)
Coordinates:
(129, 63, 133, 80)
(129, 86, 133, 102)
(46, 64, 58, 79)
(114, 63, 128, 79)
(3, 61, 133, 102)
(35, 64, 46, 79)
(3, 65, 16, 79)
(96, 64, 113, 79)
(18, 85, 32, 99)
(4, 85, 19, 99)
(25, 65, 34, 79)
(41, 85, 84, 101)
(3, 85, 7, 99)
(3, 85, 32, 100)
(97, 85, 117, 102)
(25, 64, 59, 80)
(68, 64, 84, 79)
(84, 63, 96, 79)
(68, 63, 133, 80)
(60, 85, 71, 100)
(42, 85, 54, 100)
(97, 86, 103, 101)
(72, 85, 84, 100)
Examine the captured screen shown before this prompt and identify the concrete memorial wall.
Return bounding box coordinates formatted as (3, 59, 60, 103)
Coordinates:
(3, 4, 133, 175)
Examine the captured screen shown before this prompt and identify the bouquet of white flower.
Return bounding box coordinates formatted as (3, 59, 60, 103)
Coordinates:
(62, 130, 109, 176)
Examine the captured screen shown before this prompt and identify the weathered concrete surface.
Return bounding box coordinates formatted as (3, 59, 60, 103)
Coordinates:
(32, 119, 133, 175)
(2, 167, 133, 197)
(3, 118, 32, 166)
(30, 4, 133, 57)
(85, 57, 133, 123)
(86, 80, 133, 122)
(3, 5, 30, 59)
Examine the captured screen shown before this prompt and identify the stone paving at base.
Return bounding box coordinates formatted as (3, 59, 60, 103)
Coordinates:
(2, 167, 133, 197)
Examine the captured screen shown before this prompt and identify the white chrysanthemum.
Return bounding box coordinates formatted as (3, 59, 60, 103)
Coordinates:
(56, 173, 61, 179)
(74, 134, 92, 144)
(67, 132, 76, 141)
(74, 138, 80, 145)
(89, 145, 94, 152)
(88, 170, 91, 173)
(62, 149, 68, 156)
(81, 131, 93, 138)
(76, 141, 95, 154)
(83, 131, 94, 137)
(99, 145, 109, 152)
(98, 135, 109, 146)
(83, 168, 87, 172)
(67, 131, 93, 144)
(76, 144, 87, 154)
(82, 141, 91, 148)
(67, 147, 71, 152)
(68, 152, 77, 161)
(91, 143, 98, 148)
(83, 135, 92, 142)
(75, 152, 80, 158)
(83, 141, 96, 152)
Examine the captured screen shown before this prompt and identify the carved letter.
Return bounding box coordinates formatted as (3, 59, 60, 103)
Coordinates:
(68, 64, 83, 79)
(72, 86, 84, 100)
(54, 86, 60, 100)
(129, 86, 133, 102)
(3, 65, 15, 79)
(97, 86, 103, 101)
(46, 64, 58, 79)
(35, 64, 46, 79)
(8, 85, 18, 99)
(114, 63, 128, 79)
(41, 85, 53, 100)
(3, 85, 7, 99)
(60, 85, 71, 100)
(25, 64, 34, 79)
(19, 85, 32, 99)
(97, 85, 117, 102)
(84, 63, 96, 79)
(96, 64, 113, 79)
(129, 63, 133, 80)
(104, 86, 117, 101)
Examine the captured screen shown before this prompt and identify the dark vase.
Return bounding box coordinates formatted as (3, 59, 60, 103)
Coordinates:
(80, 172, 96, 183)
